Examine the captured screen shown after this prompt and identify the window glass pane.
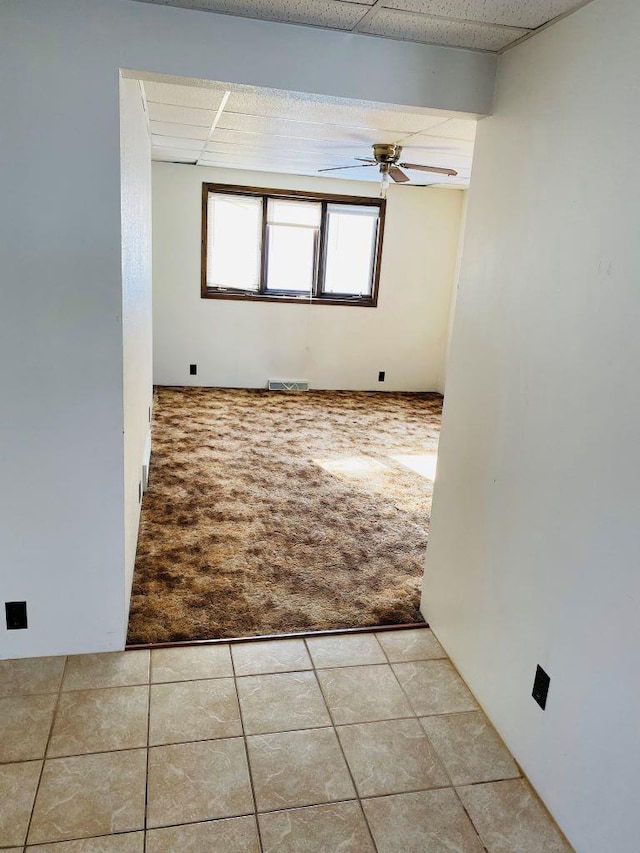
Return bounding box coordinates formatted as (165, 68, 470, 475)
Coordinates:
(323, 205, 378, 296)
(207, 193, 262, 290)
(266, 225, 317, 293)
(267, 199, 322, 227)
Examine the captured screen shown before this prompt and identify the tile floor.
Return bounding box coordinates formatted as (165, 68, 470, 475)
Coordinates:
(0, 628, 573, 852)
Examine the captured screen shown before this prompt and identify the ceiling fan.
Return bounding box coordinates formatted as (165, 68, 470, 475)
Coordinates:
(319, 143, 457, 194)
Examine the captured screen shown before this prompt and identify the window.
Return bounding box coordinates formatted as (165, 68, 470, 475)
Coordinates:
(202, 184, 385, 306)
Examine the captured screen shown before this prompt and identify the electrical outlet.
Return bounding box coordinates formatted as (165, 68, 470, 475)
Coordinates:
(532, 665, 550, 709)
(190, 364, 197, 376)
(378, 371, 385, 382)
(6, 601, 28, 630)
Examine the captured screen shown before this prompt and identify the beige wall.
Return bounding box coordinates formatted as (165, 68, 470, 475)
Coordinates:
(152, 163, 464, 392)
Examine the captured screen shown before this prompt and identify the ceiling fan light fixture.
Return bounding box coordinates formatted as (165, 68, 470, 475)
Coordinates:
(380, 168, 391, 197)
(318, 142, 458, 188)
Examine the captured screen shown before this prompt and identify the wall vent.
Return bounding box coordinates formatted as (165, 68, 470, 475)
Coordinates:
(268, 379, 309, 392)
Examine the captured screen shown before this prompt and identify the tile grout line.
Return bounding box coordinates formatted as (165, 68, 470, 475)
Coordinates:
(3, 712, 460, 765)
(0, 700, 486, 769)
(0, 728, 526, 776)
(303, 636, 380, 853)
(383, 636, 498, 848)
(23, 656, 68, 848)
(384, 648, 455, 781)
(15, 777, 531, 851)
(307, 632, 492, 850)
(0, 652, 452, 702)
(230, 647, 265, 853)
(450, 784, 490, 853)
(143, 651, 152, 853)
(380, 638, 504, 852)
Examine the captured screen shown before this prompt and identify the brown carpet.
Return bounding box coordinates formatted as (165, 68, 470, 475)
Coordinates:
(127, 388, 442, 644)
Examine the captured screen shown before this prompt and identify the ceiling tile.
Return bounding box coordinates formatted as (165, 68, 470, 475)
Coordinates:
(216, 113, 383, 144)
(198, 156, 382, 182)
(421, 117, 477, 141)
(144, 81, 230, 110)
(152, 147, 198, 162)
(359, 7, 528, 50)
(225, 91, 448, 134)
(401, 141, 473, 164)
(205, 136, 369, 159)
(380, 0, 585, 30)
(401, 152, 471, 172)
(204, 143, 342, 165)
(151, 135, 204, 151)
(138, 0, 371, 28)
(147, 102, 215, 127)
(199, 155, 331, 172)
(150, 121, 210, 140)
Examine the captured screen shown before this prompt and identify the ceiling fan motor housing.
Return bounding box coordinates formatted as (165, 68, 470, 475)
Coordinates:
(373, 143, 402, 164)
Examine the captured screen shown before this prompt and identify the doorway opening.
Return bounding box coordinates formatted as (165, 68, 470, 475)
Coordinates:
(121, 70, 475, 645)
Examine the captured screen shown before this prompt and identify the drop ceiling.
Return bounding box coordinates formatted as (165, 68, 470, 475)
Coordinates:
(134, 0, 590, 52)
(142, 77, 476, 187)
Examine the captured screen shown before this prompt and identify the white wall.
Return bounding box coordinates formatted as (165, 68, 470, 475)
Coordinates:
(423, 1, 640, 850)
(153, 163, 463, 392)
(120, 77, 153, 615)
(0, 0, 494, 659)
(442, 191, 467, 379)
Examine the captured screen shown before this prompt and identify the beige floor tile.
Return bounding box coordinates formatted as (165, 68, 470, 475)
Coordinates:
(421, 712, 520, 785)
(28, 750, 146, 845)
(457, 779, 573, 852)
(151, 644, 233, 683)
(63, 652, 149, 692)
(363, 788, 485, 853)
(337, 718, 450, 797)
(259, 801, 375, 853)
(47, 686, 148, 758)
(0, 656, 65, 698)
(146, 816, 260, 853)
(28, 831, 144, 851)
(0, 694, 56, 762)
(231, 639, 311, 676)
(247, 727, 355, 812)
(306, 633, 386, 668)
(147, 738, 253, 828)
(0, 760, 42, 847)
(317, 664, 413, 724)
(149, 678, 241, 745)
(237, 671, 331, 735)
(393, 660, 478, 716)
(376, 628, 446, 662)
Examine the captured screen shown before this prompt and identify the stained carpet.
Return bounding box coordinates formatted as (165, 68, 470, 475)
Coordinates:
(127, 388, 442, 644)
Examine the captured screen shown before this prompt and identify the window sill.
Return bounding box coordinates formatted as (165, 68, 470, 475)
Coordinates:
(201, 288, 378, 308)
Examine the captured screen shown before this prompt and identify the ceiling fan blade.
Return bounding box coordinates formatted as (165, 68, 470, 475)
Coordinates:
(399, 163, 458, 176)
(318, 163, 377, 172)
(355, 158, 377, 163)
(389, 166, 410, 183)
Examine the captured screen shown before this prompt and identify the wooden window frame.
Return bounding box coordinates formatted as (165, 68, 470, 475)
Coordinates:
(201, 183, 386, 307)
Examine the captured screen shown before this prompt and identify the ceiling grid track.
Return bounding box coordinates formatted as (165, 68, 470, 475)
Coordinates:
(351, 0, 385, 33)
(196, 90, 231, 166)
